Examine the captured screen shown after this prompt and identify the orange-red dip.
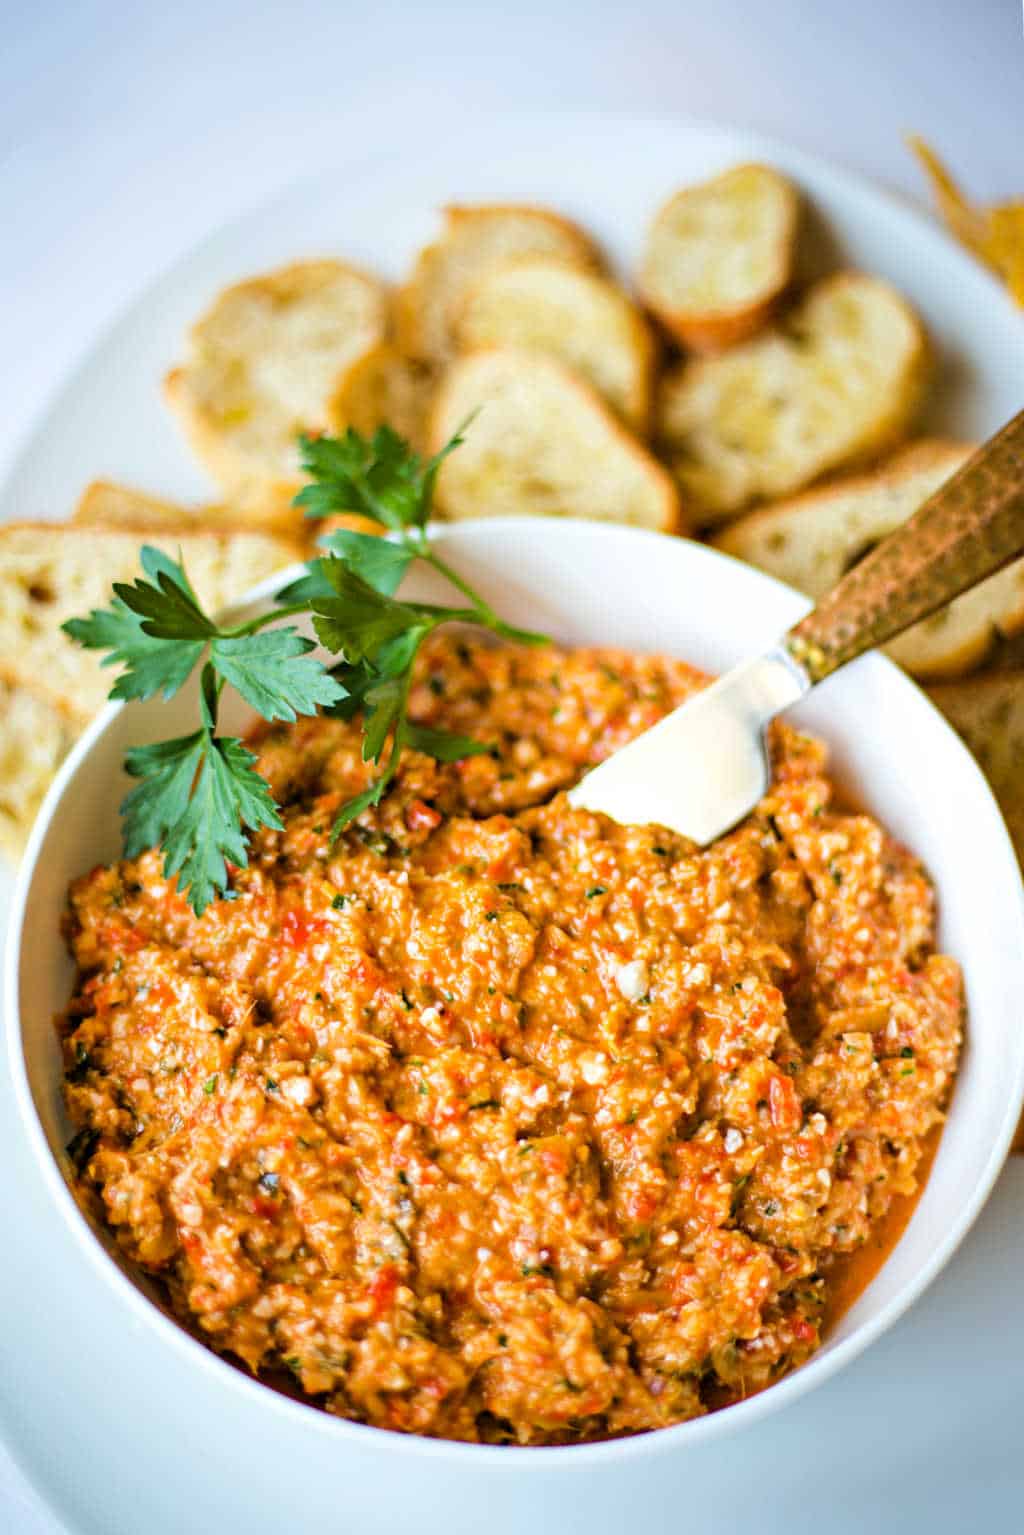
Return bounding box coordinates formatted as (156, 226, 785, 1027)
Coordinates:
(60, 636, 963, 1443)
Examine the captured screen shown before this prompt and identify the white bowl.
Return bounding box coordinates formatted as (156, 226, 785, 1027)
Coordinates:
(6, 517, 1024, 1486)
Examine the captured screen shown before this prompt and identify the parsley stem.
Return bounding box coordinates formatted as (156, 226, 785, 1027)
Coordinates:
(221, 601, 313, 639)
(418, 543, 500, 623)
(415, 539, 544, 647)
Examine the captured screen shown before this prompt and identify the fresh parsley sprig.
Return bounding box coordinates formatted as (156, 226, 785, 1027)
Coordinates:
(286, 424, 543, 833)
(64, 546, 344, 912)
(63, 424, 546, 915)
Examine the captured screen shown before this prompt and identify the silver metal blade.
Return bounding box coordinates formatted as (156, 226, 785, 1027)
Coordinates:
(568, 647, 810, 844)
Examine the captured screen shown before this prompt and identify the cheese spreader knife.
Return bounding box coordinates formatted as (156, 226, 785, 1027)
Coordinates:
(570, 408, 1024, 843)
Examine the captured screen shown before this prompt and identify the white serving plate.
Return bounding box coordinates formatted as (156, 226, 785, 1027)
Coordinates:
(2, 115, 1024, 1534)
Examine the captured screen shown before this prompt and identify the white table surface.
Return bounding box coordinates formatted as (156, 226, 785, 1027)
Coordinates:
(2, 3, 1023, 1530)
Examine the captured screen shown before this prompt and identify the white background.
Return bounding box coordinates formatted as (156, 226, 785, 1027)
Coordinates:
(2, 2, 1023, 1529)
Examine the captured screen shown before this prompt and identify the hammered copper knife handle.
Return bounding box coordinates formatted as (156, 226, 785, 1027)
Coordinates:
(786, 408, 1024, 683)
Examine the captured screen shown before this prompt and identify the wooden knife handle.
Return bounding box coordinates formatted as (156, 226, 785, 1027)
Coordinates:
(786, 409, 1024, 683)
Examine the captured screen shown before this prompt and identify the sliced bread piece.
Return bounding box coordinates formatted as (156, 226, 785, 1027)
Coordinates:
(326, 342, 434, 451)
(73, 479, 303, 540)
(165, 260, 388, 508)
(428, 348, 681, 532)
(455, 258, 656, 431)
(0, 523, 300, 723)
(658, 272, 930, 523)
(395, 205, 600, 364)
(712, 441, 1022, 678)
(986, 628, 1024, 671)
(639, 163, 799, 351)
(927, 672, 1024, 868)
(0, 680, 79, 863)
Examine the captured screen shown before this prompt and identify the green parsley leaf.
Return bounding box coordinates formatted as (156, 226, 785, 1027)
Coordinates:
(63, 596, 206, 703)
(332, 780, 391, 834)
(294, 419, 473, 532)
(361, 674, 407, 764)
(402, 721, 489, 762)
(293, 427, 418, 529)
(311, 561, 432, 662)
(317, 528, 415, 595)
(272, 560, 336, 606)
(113, 546, 216, 640)
(319, 659, 375, 721)
(210, 630, 345, 722)
(122, 728, 282, 915)
(120, 730, 208, 860)
(279, 531, 415, 610)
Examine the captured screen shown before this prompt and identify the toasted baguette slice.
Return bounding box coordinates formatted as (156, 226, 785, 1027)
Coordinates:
(396, 205, 600, 364)
(0, 524, 300, 723)
(712, 441, 1024, 678)
(455, 258, 656, 431)
(326, 343, 434, 451)
(658, 273, 930, 522)
(165, 260, 388, 507)
(928, 673, 1024, 869)
(73, 479, 302, 540)
(428, 348, 681, 532)
(640, 163, 799, 351)
(987, 628, 1024, 671)
(0, 680, 79, 864)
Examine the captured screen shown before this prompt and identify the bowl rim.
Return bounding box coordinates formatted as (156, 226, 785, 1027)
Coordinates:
(6, 515, 1024, 1469)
